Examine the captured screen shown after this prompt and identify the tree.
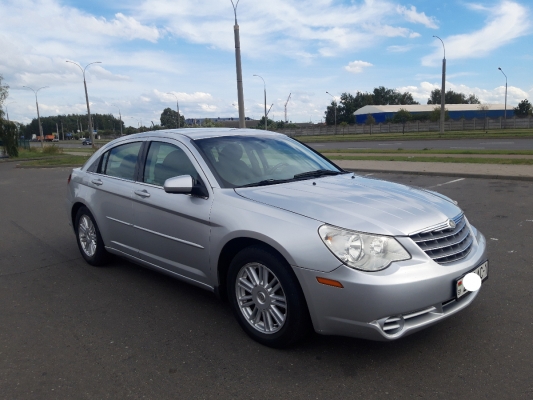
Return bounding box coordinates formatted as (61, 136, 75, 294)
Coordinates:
(0, 121, 18, 157)
(514, 99, 532, 117)
(255, 116, 276, 130)
(429, 106, 450, 122)
(160, 107, 185, 128)
(478, 104, 490, 129)
(0, 74, 8, 110)
(392, 108, 412, 134)
(365, 114, 376, 125)
(427, 89, 480, 104)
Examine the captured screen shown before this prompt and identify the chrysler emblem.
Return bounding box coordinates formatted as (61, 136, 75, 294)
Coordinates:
(447, 219, 456, 229)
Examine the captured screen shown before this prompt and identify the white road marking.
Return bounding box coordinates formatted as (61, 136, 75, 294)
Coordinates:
(450, 147, 485, 149)
(490, 238, 499, 241)
(313, 144, 325, 147)
(479, 142, 515, 145)
(348, 147, 372, 149)
(378, 143, 402, 146)
(365, 173, 374, 176)
(427, 178, 465, 188)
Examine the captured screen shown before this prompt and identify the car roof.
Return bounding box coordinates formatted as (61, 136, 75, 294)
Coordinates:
(132, 128, 284, 141)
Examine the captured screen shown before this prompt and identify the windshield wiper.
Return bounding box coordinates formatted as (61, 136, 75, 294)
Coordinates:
(237, 179, 292, 188)
(293, 169, 343, 179)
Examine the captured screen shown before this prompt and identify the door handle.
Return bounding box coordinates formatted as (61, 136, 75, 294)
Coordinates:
(134, 190, 151, 198)
(91, 179, 103, 186)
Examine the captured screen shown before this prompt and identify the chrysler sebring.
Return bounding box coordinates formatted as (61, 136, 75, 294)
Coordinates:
(66, 129, 488, 347)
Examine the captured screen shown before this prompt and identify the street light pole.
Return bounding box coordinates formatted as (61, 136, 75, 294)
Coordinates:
(66, 60, 101, 148)
(23, 86, 48, 148)
(112, 104, 123, 136)
(167, 93, 180, 129)
(498, 67, 508, 126)
(5, 101, 15, 122)
(253, 75, 267, 130)
(433, 36, 446, 134)
(326, 91, 337, 134)
(231, 0, 246, 128)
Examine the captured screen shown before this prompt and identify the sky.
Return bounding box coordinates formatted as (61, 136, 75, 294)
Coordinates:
(0, 0, 532, 127)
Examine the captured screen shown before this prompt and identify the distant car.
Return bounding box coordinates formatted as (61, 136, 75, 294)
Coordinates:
(66, 128, 488, 348)
(82, 139, 92, 146)
(52, 138, 59, 142)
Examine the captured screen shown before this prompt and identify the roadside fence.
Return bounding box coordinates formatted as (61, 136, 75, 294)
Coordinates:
(275, 116, 533, 137)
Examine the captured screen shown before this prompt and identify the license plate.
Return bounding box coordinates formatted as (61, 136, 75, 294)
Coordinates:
(455, 261, 489, 299)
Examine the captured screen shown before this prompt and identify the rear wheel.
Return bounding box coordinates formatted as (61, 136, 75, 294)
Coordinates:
(227, 246, 311, 348)
(75, 206, 109, 266)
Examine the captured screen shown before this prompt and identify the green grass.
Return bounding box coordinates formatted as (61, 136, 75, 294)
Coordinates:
(327, 155, 533, 165)
(295, 128, 533, 143)
(320, 148, 533, 155)
(20, 155, 90, 167)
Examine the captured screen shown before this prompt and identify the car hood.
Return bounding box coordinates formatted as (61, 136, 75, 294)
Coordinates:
(234, 174, 462, 236)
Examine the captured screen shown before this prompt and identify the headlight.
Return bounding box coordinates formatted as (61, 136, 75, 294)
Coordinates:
(318, 225, 411, 271)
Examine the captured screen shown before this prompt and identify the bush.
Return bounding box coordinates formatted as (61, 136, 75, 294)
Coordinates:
(42, 145, 63, 155)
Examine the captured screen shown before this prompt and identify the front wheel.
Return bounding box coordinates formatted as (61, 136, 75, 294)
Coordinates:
(227, 246, 311, 348)
(75, 206, 109, 266)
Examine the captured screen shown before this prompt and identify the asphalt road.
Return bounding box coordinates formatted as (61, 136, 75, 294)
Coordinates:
(308, 138, 533, 151)
(1, 163, 532, 399)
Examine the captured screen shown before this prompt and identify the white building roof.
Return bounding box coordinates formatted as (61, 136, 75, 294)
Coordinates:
(354, 104, 507, 115)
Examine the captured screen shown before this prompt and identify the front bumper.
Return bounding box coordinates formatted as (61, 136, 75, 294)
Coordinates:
(293, 232, 487, 341)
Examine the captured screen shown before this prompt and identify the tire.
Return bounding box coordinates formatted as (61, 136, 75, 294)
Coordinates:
(227, 245, 312, 348)
(74, 206, 109, 266)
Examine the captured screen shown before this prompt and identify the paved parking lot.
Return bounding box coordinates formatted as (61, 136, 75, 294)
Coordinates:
(0, 162, 532, 399)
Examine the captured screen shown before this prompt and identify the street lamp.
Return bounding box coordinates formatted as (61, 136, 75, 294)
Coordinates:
(23, 86, 48, 148)
(498, 67, 508, 125)
(111, 104, 123, 136)
(66, 60, 101, 148)
(326, 91, 337, 134)
(231, 0, 246, 128)
(433, 36, 446, 134)
(5, 101, 15, 122)
(253, 75, 267, 130)
(128, 116, 140, 130)
(166, 92, 180, 129)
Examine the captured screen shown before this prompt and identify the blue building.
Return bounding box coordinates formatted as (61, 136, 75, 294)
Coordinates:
(354, 104, 513, 124)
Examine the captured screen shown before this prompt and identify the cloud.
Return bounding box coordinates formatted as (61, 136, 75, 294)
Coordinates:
(345, 60, 373, 74)
(387, 45, 413, 53)
(422, 1, 531, 66)
(397, 5, 438, 29)
(132, 0, 426, 58)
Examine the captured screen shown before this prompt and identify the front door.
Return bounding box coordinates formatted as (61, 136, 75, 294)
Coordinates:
(132, 140, 213, 286)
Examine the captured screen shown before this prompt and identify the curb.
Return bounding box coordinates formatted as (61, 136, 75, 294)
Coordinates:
(15, 164, 82, 169)
(344, 168, 533, 182)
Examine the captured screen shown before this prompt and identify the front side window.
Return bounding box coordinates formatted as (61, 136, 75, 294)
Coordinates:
(143, 142, 199, 186)
(100, 142, 142, 181)
(194, 135, 343, 188)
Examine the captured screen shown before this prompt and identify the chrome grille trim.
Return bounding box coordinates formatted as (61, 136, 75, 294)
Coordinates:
(410, 214, 473, 265)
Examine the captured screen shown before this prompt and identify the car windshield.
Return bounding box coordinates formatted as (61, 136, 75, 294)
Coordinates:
(194, 135, 345, 188)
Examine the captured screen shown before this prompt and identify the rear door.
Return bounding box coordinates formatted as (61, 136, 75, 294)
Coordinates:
(86, 140, 143, 257)
(131, 139, 213, 286)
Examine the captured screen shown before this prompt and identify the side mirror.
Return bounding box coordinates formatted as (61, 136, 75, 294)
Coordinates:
(164, 175, 194, 194)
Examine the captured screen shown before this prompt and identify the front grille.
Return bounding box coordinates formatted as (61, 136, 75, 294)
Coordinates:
(410, 214, 473, 264)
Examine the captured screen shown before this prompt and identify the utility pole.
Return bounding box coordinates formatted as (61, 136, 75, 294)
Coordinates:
(112, 104, 123, 136)
(66, 60, 101, 148)
(434, 36, 446, 134)
(167, 93, 180, 129)
(326, 91, 337, 134)
(498, 67, 508, 126)
(23, 86, 48, 148)
(284, 93, 291, 123)
(253, 75, 267, 130)
(231, 0, 246, 128)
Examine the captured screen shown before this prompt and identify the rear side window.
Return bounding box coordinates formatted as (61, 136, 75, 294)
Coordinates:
(100, 142, 142, 181)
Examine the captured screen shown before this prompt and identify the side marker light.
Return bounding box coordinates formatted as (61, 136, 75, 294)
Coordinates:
(316, 277, 344, 288)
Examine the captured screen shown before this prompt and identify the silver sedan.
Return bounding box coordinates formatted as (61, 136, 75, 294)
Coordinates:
(66, 128, 488, 348)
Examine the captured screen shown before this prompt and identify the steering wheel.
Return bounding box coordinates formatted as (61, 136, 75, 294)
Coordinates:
(265, 162, 290, 175)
